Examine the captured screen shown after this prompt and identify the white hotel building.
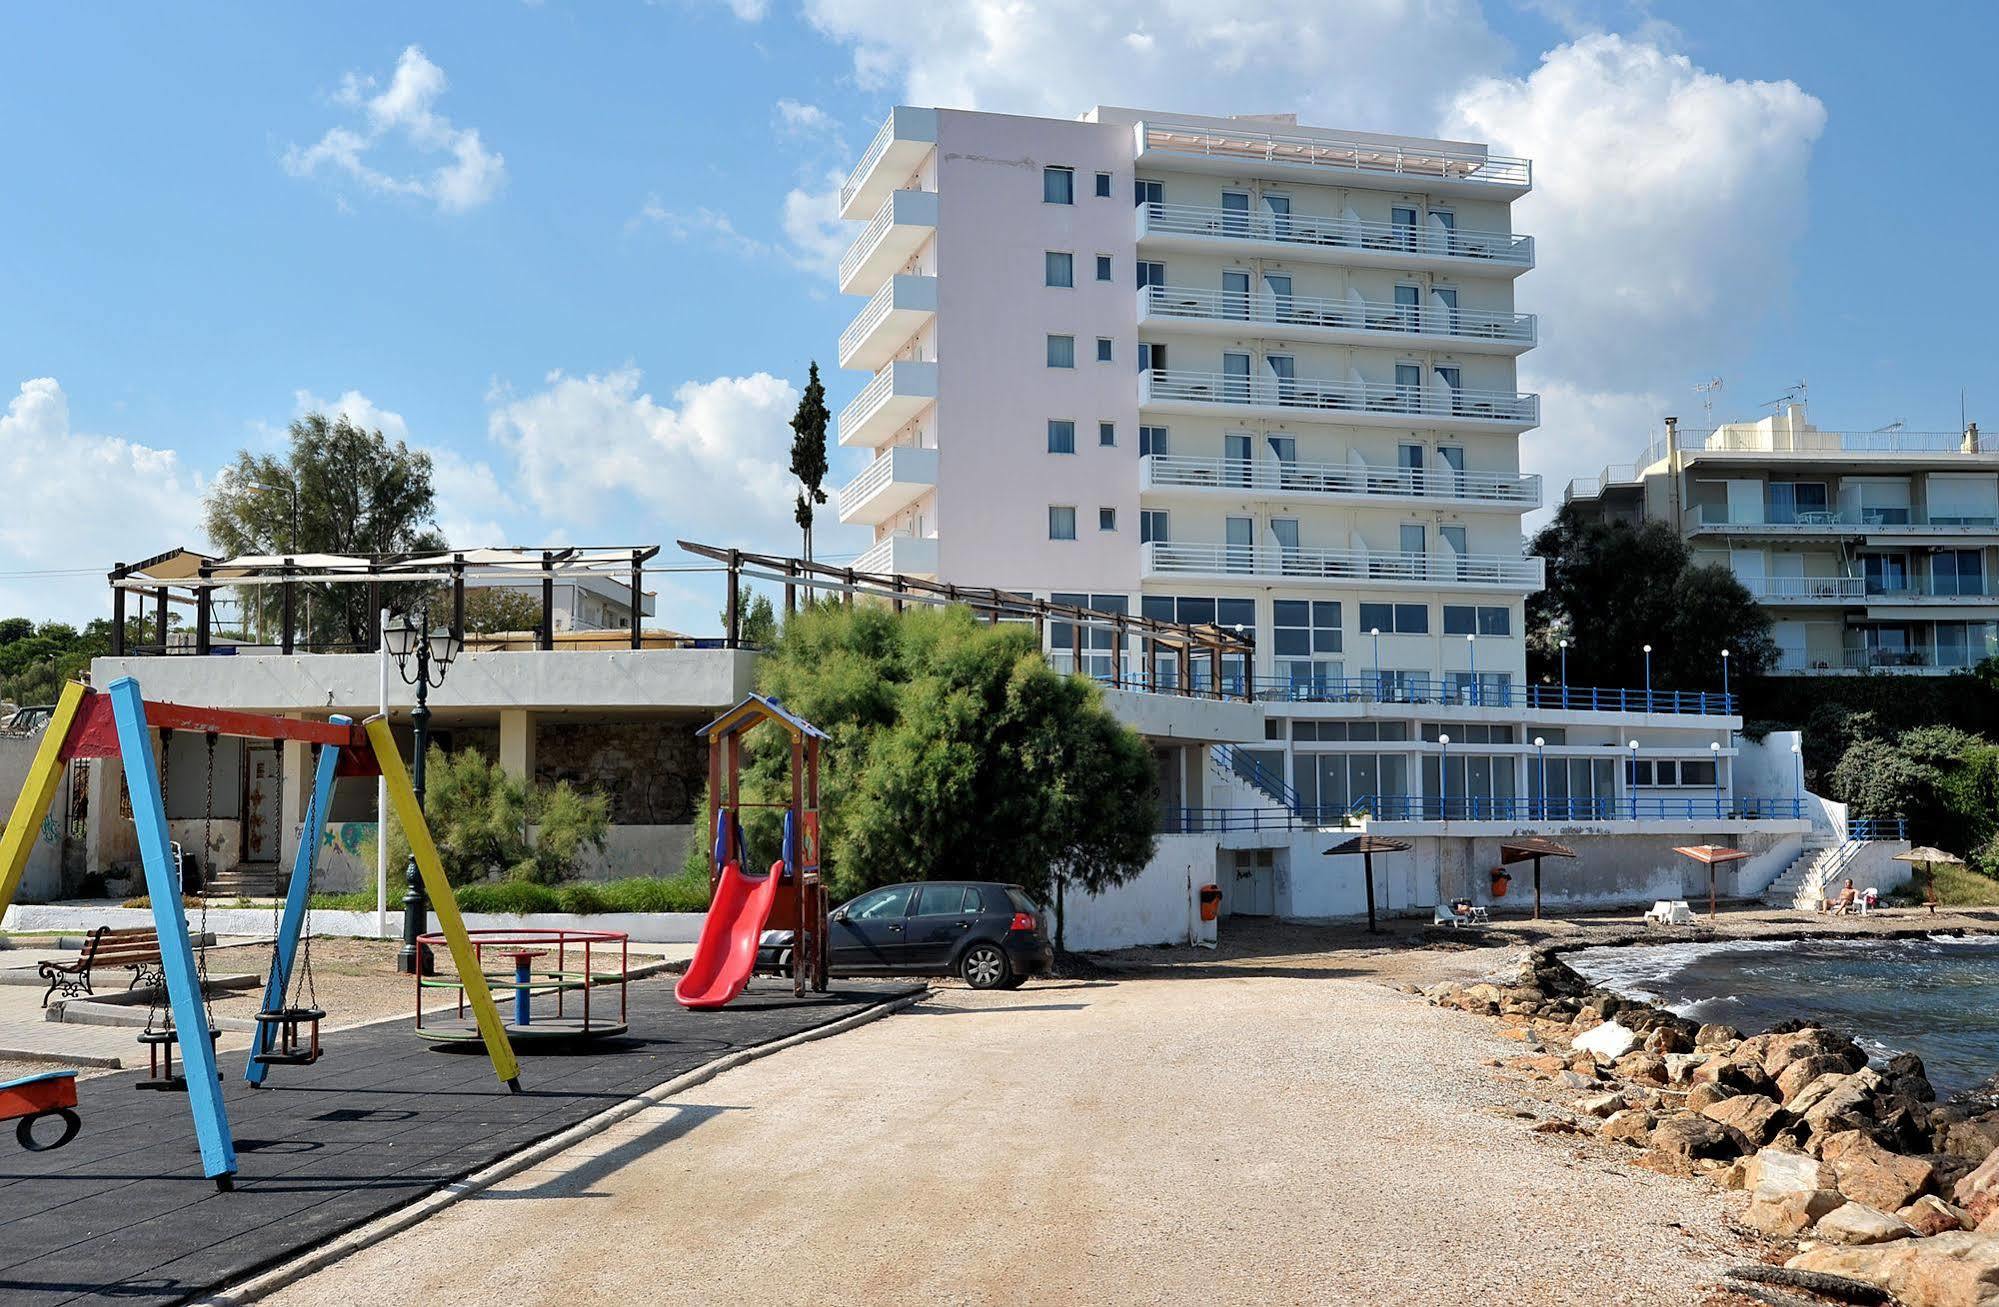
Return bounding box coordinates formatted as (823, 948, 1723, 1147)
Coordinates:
(830, 105, 1901, 930)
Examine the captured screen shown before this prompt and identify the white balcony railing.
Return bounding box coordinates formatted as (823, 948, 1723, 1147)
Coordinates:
(1142, 454, 1540, 507)
(838, 274, 936, 370)
(841, 116, 899, 214)
(1703, 428, 1994, 456)
(1142, 541, 1544, 589)
(1138, 202, 1533, 267)
(853, 531, 939, 576)
(1140, 124, 1531, 192)
(1140, 284, 1534, 348)
(835, 446, 937, 524)
(837, 189, 936, 292)
(839, 278, 901, 364)
(1142, 369, 1539, 426)
(1743, 577, 1866, 601)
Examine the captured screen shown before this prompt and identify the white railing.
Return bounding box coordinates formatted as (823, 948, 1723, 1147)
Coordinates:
(853, 530, 936, 574)
(1744, 576, 1865, 601)
(1703, 428, 1991, 455)
(1143, 454, 1539, 506)
(1564, 441, 1668, 501)
(837, 452, 899, 512)
(840, 115, 897, 214)
(839, 368, 895, 436)
(1139, 201, 1533, 266)
(837, 190, 931, 288)
(1141, 124, 1531, 190)
(1140, 285, 1533, 346)
(1142, 541, 1544, 588)
(1141, 369, 1538, 425)
(839, 278, 899, 362)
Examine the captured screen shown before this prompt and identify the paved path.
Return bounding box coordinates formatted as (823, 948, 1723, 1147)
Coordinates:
(0, 976, 916, 1306)
(266, 969, 1758, 1307)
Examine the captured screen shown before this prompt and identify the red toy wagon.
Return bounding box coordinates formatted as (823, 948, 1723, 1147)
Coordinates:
(1, 1068, 81, 1152)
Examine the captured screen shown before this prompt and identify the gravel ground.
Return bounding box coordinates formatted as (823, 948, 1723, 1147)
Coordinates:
(266, 955, 1758, 1307)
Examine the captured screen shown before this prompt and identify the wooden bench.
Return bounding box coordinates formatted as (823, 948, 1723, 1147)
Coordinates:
(37, 927, 166, 1008)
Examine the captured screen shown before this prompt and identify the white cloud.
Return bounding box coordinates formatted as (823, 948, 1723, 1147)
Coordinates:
(774, 98, 839, 142)
(0, 379, 208, 620)
(625, 195, 780, 261)
(293, 387, 411, 442)
(780, 169, 848, 274)
(284, 46, 506, 214)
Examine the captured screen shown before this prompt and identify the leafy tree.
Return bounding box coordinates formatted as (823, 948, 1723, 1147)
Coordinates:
(459, 587, 544, 636)
(720, 586, 779, 648)
(0, 615, 158, 705)
(788, 363, 830, 562)
(1527, 504, 1777, 690)
(205, 413, 446, 649)
(683, 603, 1159, 922)
(382, 746, 609, 887)
(0, 618, 33, 645)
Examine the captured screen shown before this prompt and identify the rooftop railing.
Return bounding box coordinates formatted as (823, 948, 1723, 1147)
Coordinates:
(1684, 504, 1999, 532)
(1142, 368, 1539, 426)
(1347, 794, 1806, 823)
(1142, 541, 1544, 589)
(1140, 284, 1534, 347)
(1140, 124, 1531, 190)
(1138, 201, 1534, 266)
(1701, 429, 1993, 455)
(1141, 454, 1540, 507)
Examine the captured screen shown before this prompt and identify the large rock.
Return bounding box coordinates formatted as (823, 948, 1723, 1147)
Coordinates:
(1647, 1111, 1751, 1174)
(1696, 1022, 1743, 1050)
(1600, 1108, 1655, 1147)
(1744, 1187, 1844, 1236)
(1693, 1055, 1774, 1096)
(1578, 1091, 1628, 1119)
(1815, 1201, 1918, 1246)
(1614, 1052, 1670, 1086)
(1823, 1130, 1938, 1211)
(1749, 1147, 1831, 1200)
(1663, 1052, 1707, 1085)
(1885, 1052, 1939, 1103)
(1779, 1054, 1858, 1104)
(1902, 1195, 1974, 1237)
(1802, 1068, 1886, 1142)
(1645, 1024, 1693, 1056)
(1763, 1028, 1868, 1081)
(1686, 1082, 1737, 1112)
(1789, 1231, 1999, 1306)
(1938, 1114, 1999, 1163)
(1703, 1094, 1788, 1148)
(1574, 1019, 1639, 1062)
(1956, 1147, 1999, 1227)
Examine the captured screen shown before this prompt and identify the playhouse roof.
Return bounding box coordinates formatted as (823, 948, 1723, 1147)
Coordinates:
(698, 693, 830, 743)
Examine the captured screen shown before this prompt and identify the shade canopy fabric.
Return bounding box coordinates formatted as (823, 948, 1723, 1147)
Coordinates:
(1894, 846, 1965, 866)
(1498, 838, 1576, 865)
(1672, 844, 1750, 865)
(1323, 835, 1413, 856)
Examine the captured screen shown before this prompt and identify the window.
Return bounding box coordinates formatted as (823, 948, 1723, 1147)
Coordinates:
(1391, 205, 1418, 248)
(1136, 260, 1166, 289)
(1139, 425, 1169, 456)
(1357, 602, 1428, 634)
(1138, 341, 1165, 373)
(1045, 251, 1074, 287)
(1134, 178, 1163, 209)
(1223, 269, 1251, 319)
(1221, 190, 1250, 234)
(1043, 166, 1074, 204)
(848, 885, 913, 920)
(1140, 510, 1168, 543)
(1048, 506, 1076, 540)
(1046, 419, 1076, 454)
(913, 884, 974, 915)
(1099, 421, 1116, 447)
(1096, 254, 1113, 282)
(1099, 507, 1116, 532)
(1273, 600, 1342, 657)
(1399, 523, 1425, 555)
(1047, 335, 1075, 368)
(1936, 549, 1986, 596)
(1095, 171, 1112, 198)
(1443, 605, 1512, 636)
(1096, 337, 1114, 363)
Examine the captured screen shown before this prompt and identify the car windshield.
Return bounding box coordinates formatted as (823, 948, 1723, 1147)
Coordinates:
(848, 885, 914, 920)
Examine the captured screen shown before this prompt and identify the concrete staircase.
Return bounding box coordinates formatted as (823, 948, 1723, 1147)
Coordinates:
(200, 863, 287, 900)
(1761, 835, 1835, 906)
(1206, 746, 1305, 830)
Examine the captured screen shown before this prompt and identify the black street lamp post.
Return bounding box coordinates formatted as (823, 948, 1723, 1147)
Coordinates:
(385, 607, 461, 974)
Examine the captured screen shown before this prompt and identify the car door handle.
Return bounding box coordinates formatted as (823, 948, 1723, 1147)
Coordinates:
(887, 924, 902, 933)
(955, 921, 971, 929)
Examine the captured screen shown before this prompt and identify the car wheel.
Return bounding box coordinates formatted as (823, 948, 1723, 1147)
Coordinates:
(960, 943, 1010, 990)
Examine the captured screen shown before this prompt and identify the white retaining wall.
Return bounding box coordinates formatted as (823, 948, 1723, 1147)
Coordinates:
(1055, 834, 1217, 951)
(2, 902, 708, 944)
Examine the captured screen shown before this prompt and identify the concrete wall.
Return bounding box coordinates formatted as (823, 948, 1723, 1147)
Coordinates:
(1057, 833, 1216, 950)
(0, 735, 74, 902)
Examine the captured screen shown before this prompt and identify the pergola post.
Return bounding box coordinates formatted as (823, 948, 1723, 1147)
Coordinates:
(1363, 849, 1378, 934)
(725, 550, 741, 648)
(539, 551, 556, 651)
(195, 566, 212, 655)
(629, 550, 645, 650)
(154, 587, 169, 654)
(451, 556, 467, 650)
(280, 561, 295, 656)
(110, 567, 127, 656)
(784, 559, 798, 618)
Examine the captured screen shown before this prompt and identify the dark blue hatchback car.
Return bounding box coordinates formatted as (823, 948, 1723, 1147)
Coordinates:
(763, 881, 1052, 989)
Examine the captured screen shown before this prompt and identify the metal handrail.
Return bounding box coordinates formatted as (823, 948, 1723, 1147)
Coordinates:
(1701, 429, 1991, 455)
(1141, 124, 1531, 189)
(839, 277, 900, 361)
(1237, 674, 1734, 716)
(839, 367, 895, 436)
(1142, 453, 1540, 506)
(1140, 284, 1534, 344)
(1347, 794, 1804, 822)
(1212, 743, 1304, 810)
(840, 114, 896, 213)
(1143, 540, 1544, 588)
(1685, 504, 1999, 531)
(1744, 577, 1868, 601)
(1138, 201, 1532, 265)
(838, 189, 933, 286)
(1142, 368, 1538, 425)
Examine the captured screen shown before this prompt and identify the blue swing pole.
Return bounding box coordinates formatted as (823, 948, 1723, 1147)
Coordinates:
(245, 716, 346, 1085)
(107, 677, 238, 1188)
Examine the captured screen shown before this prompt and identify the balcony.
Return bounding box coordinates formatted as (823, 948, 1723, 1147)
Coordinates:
(1780, 641, 1998, 675)
(1141, 541, 1543, 591)
(838, 189, 939, 297)
(838, 360, 937, 448)
(1140, 369, 1538, 433)
(838, 274, 938, 372)
(839, 107, 938, 219)
(835, 446, 938, 526)
(853, 531, 938, 578)
(1133, 121, 1531, 199)
(1136, 202, 1533, 276)
(1742, 576, 1866, 603)
(1139, 284, 1533, 355)
(1683, 505, 1999, 537)
(1702, 428, 1992, 456)
(1140, 454, 1540, 511)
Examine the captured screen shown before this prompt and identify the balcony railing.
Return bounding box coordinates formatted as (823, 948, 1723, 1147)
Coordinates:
(1348, 794, 1805, 823)
(838, 189, 936, 293)
(1140, 124, 1531, 191)
(1142, 454, 1540, 507)
(1685, 504, 1999, 532)
(839, 278, 902, 364)
(1226, 674, 1734, 716)
(1864, 576, 1991, 598)
(841, 115, 899, 214)
(1142, 540, 1543, 589)
(1141, 369, 1539, 427)
(1744, 577, 1867, 601)
(1779, 637, 1999, 673)
(1702, 428, 1994, 456)
(1140, 284, 1533, 348)
(1138, 201, 1533, 266)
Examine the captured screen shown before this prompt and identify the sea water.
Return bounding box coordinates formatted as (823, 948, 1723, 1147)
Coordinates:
(1567, 935, 1999, 1099)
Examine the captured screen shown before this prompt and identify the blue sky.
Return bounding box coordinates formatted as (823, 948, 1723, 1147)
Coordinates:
(3, 1, 1995, 630)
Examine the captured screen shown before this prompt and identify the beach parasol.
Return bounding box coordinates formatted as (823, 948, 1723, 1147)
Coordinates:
(1894, 846, 1964, 915)
(1323, 834, 1413, 934)
(1672, 844, 1750, 922)
(1499, 837, 1577, 921)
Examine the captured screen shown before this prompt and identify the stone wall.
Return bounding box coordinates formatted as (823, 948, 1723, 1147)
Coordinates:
(533, 718, 708, 825)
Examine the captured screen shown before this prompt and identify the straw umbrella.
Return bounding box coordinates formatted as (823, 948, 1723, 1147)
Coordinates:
(1894, 846, 1964, 916)
(1323, 834, 1413, 934)
(1672, 844, 1750, 922)
(1499, 837, 1577, 920)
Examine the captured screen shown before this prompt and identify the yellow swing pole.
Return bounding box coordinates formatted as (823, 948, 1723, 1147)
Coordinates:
(0, 682, 90, 917)
(363, 714, 521, 1091)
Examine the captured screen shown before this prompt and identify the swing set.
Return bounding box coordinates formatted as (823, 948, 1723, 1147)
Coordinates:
(0, 678, 523, 1190)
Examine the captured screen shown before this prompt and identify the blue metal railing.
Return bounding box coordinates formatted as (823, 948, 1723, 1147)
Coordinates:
(1093, 670, 1736, 717)
(1847, 816, 1909, 840)
(1211, 744, 1305, 810)
(1346, 794, 1808, 822)
(1161, 806, 1309, 834)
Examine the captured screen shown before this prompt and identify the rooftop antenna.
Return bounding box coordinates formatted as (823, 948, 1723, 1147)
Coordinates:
(1762, 380, 1807, 415)
(1694, 377, 1723, 424)
(1871, 421, 1905, 434)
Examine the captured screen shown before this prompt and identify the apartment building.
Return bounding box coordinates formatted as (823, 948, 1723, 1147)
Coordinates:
(1567, 405, 1999, 675)
(828, 104, 1856, 924)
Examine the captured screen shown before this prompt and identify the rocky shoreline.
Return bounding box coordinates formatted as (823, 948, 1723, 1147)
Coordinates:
(1429, 930, 1999, 1306)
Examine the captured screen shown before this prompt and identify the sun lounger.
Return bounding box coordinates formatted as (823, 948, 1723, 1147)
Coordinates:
(1644, 900, 1697, 926)
(1433, 903, 1467, 928)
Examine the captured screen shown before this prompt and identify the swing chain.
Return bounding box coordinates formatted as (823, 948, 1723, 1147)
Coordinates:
(197, 732, 217, 1031)
(143, 729, 175, 1037)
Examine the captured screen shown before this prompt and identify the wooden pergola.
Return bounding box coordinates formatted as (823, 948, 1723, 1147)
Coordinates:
(1323, 834, 1413, 933)
(1498, 837, 1576, 920)
(1672, 844, 1750, 922)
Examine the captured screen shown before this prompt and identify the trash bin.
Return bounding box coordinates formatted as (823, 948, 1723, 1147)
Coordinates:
(1490, 867, 1512, 897)
(1198, 884, 1223, 921)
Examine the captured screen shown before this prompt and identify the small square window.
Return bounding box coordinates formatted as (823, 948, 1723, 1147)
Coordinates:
(1049, 506, 1077, 540)
(1095, 255, 1112, 282)
(1043, 166, 1074, 204)
(1099, 507, 1116, 531)
(1047, 419, 1076, 454)
(1046, 335, 1075, 368)
(1095, 171, 1112, 197)
(1096, 337, 1113, 363)
(1044, 251, 1074, 288)
(1098, 421, 1116, 447)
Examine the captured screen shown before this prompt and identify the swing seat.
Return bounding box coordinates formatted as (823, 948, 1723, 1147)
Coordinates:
(134, 1026, 223, 1092)
(251, 1006, 326, 1067)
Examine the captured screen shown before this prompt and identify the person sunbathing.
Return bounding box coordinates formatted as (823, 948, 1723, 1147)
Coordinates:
(1831, 879, 1859, 915)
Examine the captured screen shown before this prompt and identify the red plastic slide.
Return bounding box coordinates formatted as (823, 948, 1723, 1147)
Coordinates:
(674, 860, 783, 1009)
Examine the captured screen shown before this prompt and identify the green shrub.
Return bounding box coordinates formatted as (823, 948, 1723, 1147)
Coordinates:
(382, 746, 608, 887)
(307, 872, 713, 915)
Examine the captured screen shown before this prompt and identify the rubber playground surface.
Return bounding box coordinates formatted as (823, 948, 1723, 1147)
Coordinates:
(0, 975, 919, 1306)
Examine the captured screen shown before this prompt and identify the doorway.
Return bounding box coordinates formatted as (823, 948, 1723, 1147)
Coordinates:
(242, 746, 281, 866)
